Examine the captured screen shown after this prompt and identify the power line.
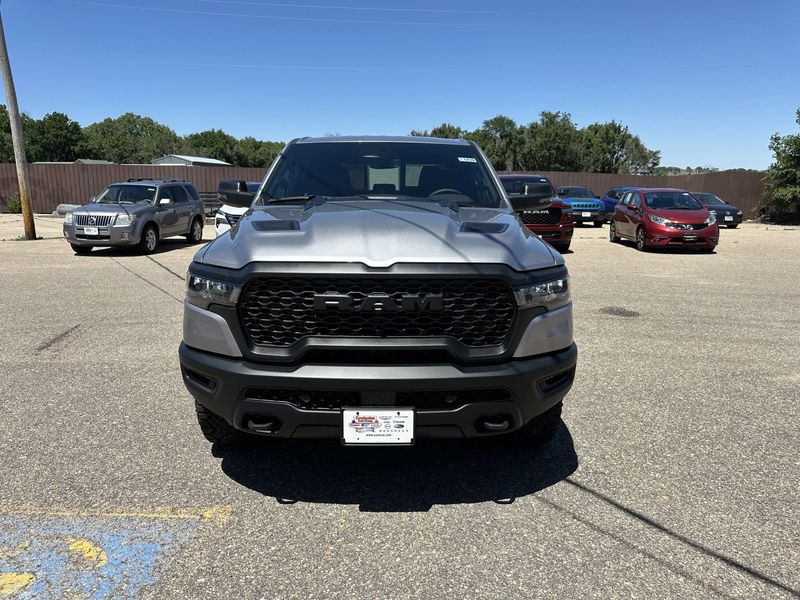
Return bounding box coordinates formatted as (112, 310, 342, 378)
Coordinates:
(54, 0, 482, 26)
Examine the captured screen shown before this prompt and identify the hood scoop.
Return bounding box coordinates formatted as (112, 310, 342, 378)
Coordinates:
(252, 219, 300, 232)
(460, 222, 509, 234)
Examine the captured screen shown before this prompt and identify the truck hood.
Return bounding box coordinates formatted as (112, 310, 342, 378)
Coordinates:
(195, 199, 562, 270)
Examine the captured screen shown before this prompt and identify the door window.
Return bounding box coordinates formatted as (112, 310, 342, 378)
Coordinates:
(170, 186, 188, 203)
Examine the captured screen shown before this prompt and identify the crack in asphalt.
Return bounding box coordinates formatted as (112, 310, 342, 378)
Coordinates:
(145, 255, 185, 281)
(109, 257, 183, 305)
(35, 324, 80, 353)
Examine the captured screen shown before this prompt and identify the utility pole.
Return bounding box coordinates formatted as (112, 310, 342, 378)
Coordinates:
(0, 1, 35, 239)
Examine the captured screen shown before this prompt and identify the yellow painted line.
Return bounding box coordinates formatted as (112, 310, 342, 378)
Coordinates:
(0, 506, 232, 524)
(0, 572, 36, 596)
(67, 538, 108, 569)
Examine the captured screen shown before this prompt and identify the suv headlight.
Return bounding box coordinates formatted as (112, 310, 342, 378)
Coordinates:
(64, 212, 73, 224)
(186, 274, 242, 309)
(705, 213, 717, 225)
(115, 213, 135, 226)
(514, 276, 570, 311)
(648, 214, 670, 226)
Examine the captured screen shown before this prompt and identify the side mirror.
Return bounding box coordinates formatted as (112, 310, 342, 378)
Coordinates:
(158, 197, 171, 205)
(509, 184, 553, 212)
(219, 179, 255, 208)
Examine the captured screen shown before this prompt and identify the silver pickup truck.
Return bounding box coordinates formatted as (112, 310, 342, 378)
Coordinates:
(180, 136, 577, 448)
(63, 178, 205, 254)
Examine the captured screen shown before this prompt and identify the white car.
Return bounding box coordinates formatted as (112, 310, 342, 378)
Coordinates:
(214, 204, 249, 237)
(214, 181, 260, 237)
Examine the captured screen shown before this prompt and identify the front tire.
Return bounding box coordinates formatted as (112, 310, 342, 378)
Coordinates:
(609, 221, 620, 243)
(195, 401, 242, 445)
(70, 244, 92, 254)
(635, 227, 648, 251)
(186, 217, 203, 243)
(552, 243, 571, 253)
(139, 224, 159, 254)
(593, 220, 603, 228)
(726, 224, 738, 229)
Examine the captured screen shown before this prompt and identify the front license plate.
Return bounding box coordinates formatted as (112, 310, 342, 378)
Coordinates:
(581, 212, 592, 218)
(342, 408, 414, 445)
(84, 226, 98, 236)
(724, 216, 733, 221)
(683, 235, 698, 242)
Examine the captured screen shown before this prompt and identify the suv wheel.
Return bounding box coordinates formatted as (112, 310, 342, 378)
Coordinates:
(726, 224, 738, 229)
(140, 224, 159, 254)
(512, 402, 563, 446)
(195, 401, 243, 445)
(593, 220, 603, 228)
(553, 243, 570, 253)
(609, 221, 620, 243)
(635, 227, 648, 251)
(186, 217, 203, 243)
(70, 244, 92, 254)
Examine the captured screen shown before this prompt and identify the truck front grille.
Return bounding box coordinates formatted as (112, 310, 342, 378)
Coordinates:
(519, 209, 561, 225)
(244, 388, 513, 411)
(74, 214, 114, 226)
(238, 277, 516, 348)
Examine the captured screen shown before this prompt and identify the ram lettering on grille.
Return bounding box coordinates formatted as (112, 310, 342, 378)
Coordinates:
(238, 278, 516, 347)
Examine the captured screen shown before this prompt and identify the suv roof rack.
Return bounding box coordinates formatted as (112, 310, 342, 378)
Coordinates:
(126, 178, 187, 183)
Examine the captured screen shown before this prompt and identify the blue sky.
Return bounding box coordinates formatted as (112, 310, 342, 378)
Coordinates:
(2, 0, 799, 169)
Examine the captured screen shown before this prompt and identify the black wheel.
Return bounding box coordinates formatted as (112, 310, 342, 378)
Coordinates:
(186, 217, 204, 243)
(511, 402, 563, 446)
(195, 401, 243, 445)
(726, 224, 738, 229)
(553, 243, 570, 253)
(139, 224, 159, 254)
(609, 221, 620, 243)
(635, 227, 648, 251)
(699, 247, 715, 254)
(70, 244, 92, 254)
(593, 220, 603, 228)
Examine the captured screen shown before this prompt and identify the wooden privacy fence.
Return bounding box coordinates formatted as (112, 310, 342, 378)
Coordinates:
(0, 163, 765, 217)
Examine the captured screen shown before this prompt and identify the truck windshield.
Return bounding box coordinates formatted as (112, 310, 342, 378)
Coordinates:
(500, 178, 555, 197)
(95, 185, 156, 205)
(561, 187, 595, 198)
(263, 141, 505, 208)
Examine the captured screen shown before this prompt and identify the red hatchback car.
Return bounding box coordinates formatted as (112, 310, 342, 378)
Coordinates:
(610, 188, 719, 252)
(499, 173, 574, 253)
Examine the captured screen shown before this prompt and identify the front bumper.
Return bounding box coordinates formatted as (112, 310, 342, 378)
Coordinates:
(714, 213, 743, 226)
(572, 211, 606, 224)
(63, 223, 139, 246)
(524, 223, 574, 245)
(645, 223, 719, 247)
(180, 342, 577, 440)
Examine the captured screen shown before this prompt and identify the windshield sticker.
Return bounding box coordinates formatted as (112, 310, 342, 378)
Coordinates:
(457, 157, 477, 163)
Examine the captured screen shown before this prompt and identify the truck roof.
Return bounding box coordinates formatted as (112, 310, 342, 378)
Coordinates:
(295, 135, 471, 145)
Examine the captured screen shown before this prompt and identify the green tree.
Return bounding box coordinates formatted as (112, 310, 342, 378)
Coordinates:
(235, 136, 283, 168)
(580, 121, 660, 174)
(182, 129, 241, 165)
(518, 111, 582, 172)
(83, 113, 181, 163)
(761, 108, 800, 217)
(25, 112, 86, 162)
(0, 105, 15, 162)
(468, 115, 519, 171)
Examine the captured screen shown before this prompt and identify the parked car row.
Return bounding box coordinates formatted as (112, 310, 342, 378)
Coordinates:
(500, 172, 743, 255)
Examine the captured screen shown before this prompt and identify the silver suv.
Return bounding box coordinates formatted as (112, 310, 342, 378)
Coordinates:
(63, 178, 205, 254)
(180, 136, 577, 447)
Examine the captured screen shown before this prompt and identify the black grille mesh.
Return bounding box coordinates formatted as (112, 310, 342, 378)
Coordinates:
(519, 209, 561, 225)
(239, 277, 516, 348)
(245, 388, 512, 411)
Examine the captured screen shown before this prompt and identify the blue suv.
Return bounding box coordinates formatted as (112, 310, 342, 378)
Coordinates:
(557, 186, 606, 227)
(600, 186, 639, 220)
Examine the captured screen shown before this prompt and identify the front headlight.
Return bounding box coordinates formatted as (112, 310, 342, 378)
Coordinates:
(64, 212, 73, 224)
(186, 274, 241, 309)
(648, 214, 669, 226)
(514, 276, 570, 311)
(705, 213, 717, 225)
(115, 213, 135, 226)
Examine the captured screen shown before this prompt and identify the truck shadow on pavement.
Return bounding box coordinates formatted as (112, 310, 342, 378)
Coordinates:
(212, 424, 578, 512)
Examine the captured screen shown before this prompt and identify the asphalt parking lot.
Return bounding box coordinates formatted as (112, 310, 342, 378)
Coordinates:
(1, 216, 798, 599)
